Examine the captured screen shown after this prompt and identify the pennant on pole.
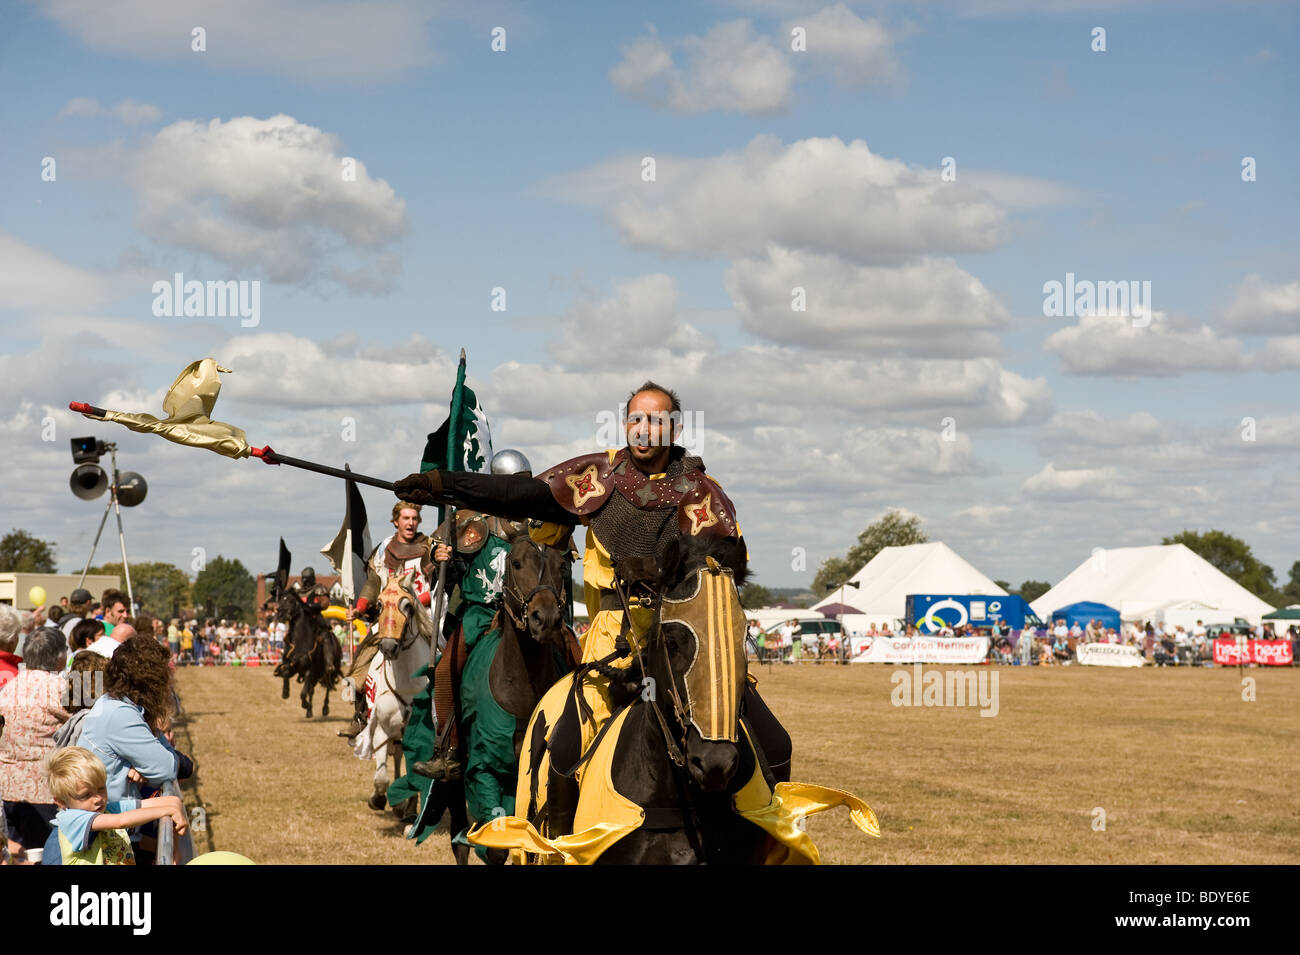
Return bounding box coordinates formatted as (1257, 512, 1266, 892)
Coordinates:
(320, 466, 371, 602)
(420, 354, 493, 477)
(274, 539, 291, 601)
(71, 358, 250, 458)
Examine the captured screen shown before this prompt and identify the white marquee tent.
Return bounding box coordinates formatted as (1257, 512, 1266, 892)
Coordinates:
(1031, 544, 1275, 627)
(809, 541, 1007, 633)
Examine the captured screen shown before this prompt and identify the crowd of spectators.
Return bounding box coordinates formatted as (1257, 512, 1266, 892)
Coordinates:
(747, 618, 846, 663)
(1, 596, 196, 865)
(735, 609, 1299, 669)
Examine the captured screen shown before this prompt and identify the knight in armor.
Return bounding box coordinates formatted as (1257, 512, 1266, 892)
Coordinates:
(412, 449, 533, 782)
(394, 382, 791, 840)
(291, 566, 332, 613)
(338, 502, 438, 739)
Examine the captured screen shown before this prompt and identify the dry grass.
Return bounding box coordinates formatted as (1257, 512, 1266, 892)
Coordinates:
(174, 667, 471, 865)
(176, 663, 1300, 864)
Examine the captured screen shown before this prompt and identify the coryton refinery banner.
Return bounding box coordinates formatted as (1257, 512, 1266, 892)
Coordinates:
(849, 635, 989, 664)
(1212, 638, 1294, 666)
(1076, 642, 1146, 667)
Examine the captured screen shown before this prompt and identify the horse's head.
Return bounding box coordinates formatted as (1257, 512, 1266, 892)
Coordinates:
(375, 570, 429, 660)
(501, 532, 571, 649)
(641, 534, 750, 793)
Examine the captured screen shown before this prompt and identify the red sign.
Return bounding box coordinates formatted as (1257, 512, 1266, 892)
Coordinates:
(1212, 638, 1293, 666)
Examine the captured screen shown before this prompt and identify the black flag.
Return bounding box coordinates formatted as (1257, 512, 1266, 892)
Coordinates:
(274, 538, 291, 602)
(320, 465, 371, 601)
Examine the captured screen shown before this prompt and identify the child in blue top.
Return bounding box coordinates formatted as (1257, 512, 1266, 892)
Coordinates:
(46, 747, 187, 865)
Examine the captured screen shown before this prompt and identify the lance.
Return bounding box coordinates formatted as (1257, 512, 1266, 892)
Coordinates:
(248, 445, 397, 491)
(68, 402, 400, 492)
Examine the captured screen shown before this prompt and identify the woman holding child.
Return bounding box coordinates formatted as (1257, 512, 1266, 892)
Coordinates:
(77, 634, 184, 862)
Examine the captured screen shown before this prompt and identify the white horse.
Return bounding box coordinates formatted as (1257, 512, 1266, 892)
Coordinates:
(350, 570, 434, 813)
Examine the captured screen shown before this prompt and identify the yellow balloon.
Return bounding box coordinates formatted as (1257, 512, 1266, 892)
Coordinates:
(28, 586, 47, 606)
(322, 605, 367, 637)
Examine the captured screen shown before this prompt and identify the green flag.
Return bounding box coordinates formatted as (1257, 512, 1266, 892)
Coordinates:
(420, 355, 493, 475)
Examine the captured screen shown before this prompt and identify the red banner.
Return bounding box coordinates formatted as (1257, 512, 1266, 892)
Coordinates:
(1212, 638, 1293, 666)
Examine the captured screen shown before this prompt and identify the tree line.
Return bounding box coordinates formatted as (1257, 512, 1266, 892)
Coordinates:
(743, 513, 1300, 610)
(0, 528, 258, 622)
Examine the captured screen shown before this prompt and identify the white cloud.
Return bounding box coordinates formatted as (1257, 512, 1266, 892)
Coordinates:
(951, 504, 1014, 527)
(0, 231, 123, 311)
(121, 115, 407, 289)
(1036, 410, 1166, 448)
(725, 247, 1007, 355)
(114, 99, 163, 125)
(1223, 274, 1300, 334)
(957, 170, 1081, 209)
(57, 97, 162, 125)
(1043, 310, 1248, 377)
(490, 345, 1051, 432)
(783, 4, 902, 85)
(548, 274, 711, 366)
(1022, 463, 1129, 500)
(549, 135, 1011, 261)
(214, 333, 455, 408)
(37, 0, 439, 80)
(56, 97, 101, 120)
(610, 20, 795, 114)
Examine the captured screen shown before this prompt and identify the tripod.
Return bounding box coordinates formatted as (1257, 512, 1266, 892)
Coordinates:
(78, 444, 135, 611)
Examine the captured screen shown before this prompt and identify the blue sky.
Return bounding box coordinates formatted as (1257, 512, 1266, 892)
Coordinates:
(1, 0, 1297, 597)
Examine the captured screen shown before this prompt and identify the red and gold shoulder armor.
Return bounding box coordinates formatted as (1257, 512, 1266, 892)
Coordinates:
(677, 473, 739, 539)
(539, 449, 620, 517)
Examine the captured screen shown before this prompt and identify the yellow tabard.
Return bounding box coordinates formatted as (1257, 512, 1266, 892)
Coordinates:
(527, 522, 656, 757)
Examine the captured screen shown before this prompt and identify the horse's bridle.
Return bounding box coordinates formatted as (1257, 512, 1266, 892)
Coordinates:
(374, 576, 431, 705)
(612, 574, 694, 769)
(503, 538, 564, 630)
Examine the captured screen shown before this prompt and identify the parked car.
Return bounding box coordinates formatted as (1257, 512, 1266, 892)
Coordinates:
(1205, 623, 1252, 639)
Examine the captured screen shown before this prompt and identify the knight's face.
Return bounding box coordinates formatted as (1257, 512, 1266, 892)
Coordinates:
(625, 390, 679, 462)
(395, 508, 421, 541)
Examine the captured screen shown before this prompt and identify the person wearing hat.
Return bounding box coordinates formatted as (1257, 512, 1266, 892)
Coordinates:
(60, 589, 95, 642)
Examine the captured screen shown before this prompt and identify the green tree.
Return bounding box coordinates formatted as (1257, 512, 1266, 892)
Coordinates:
(994, 580, 1012, 592)
(192, 555, 256, 623)
(1279, 561, 1300, 606)
(1016, 580, 1052, 603)
(813, 510, 928, 595)
(1162, 529, 1277, 602)
(739, 583, 775, 609)
(0, 529, 58, 572)
(88, 562, 191, 617)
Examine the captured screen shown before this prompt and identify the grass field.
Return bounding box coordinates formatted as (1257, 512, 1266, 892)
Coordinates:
(174, 662, 1300, 864)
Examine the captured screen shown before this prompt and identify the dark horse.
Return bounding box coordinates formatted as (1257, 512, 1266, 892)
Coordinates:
(488, 533, 583, 752)
(273, 595, 342, 719)
(449, 531, 581, 865)
(561, 533, 791, 865)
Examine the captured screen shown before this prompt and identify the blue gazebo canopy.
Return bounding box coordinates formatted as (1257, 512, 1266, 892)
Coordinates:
(1047, 600, 1121, 631)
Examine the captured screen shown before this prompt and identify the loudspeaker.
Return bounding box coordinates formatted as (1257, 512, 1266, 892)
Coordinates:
(70, 463, 108, 500)
(115, 471, 148, 507)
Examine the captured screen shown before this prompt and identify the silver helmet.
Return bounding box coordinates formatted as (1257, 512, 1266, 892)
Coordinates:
(491, 448, 532, 476)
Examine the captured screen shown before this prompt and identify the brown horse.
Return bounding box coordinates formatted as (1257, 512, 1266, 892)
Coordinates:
(488, 533, 583, 751)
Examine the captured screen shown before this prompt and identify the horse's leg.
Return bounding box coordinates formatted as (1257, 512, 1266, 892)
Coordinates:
(322, 681, 330, 717)
(302, 676, 313, 718)
(369, 746, 388, 810)
(282, 675, 290, 700)
(450, 779, 471, 866)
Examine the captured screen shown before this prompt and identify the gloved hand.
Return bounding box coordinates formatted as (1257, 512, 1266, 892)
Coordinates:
(393, 471, 442, 505)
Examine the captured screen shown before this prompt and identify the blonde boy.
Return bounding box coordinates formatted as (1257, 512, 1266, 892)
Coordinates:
(46, 747, 188, 865)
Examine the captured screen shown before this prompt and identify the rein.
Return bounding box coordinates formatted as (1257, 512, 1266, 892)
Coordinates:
(502, 538, 563, 630)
